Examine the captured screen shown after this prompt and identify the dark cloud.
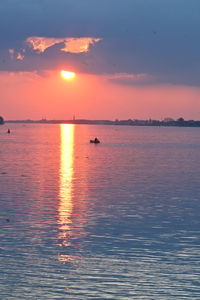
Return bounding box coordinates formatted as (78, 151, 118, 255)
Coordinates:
(1, 0, 200, 86)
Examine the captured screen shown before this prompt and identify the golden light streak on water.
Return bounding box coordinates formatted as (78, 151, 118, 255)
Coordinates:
(58, 124, 75, 244)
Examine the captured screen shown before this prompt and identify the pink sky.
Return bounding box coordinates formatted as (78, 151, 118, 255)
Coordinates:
(1, 71, 200, 121)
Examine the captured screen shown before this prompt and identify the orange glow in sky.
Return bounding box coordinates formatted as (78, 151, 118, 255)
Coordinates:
(60, 70, 76, 80)
(2, 70, 200, 121)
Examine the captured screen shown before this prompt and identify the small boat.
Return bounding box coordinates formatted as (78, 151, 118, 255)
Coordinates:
(90, 137, 100, 144)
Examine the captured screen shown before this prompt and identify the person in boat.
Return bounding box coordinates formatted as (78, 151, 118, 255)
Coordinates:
(94, 137, 100, 143)
(90, 137, 100, 143)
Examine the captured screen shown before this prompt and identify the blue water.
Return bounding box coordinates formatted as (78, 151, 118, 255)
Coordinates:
(0, 124, 200, 299)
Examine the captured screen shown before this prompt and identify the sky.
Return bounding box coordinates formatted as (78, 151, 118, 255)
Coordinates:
(1, 0, 200, 120)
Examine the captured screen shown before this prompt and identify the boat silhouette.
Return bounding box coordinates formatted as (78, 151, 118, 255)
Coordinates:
(90, 137, 100, 144)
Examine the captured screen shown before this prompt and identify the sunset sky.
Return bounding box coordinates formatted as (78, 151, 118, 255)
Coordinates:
(1, 0, 200, 120)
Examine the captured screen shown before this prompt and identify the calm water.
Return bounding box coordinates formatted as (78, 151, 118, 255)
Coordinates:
(0, 124, 200, 299)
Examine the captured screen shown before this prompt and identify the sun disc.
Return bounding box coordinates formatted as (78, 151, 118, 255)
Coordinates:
(61, 70, 76, 80)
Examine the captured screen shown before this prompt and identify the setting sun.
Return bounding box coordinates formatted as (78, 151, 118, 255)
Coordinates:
(60, 70, 76, 80)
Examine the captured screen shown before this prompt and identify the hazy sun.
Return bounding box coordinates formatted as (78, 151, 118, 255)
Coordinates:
(61, 70, 76, 80)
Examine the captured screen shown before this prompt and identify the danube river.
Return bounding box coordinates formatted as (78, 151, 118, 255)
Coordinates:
(0, 124, 200, 299)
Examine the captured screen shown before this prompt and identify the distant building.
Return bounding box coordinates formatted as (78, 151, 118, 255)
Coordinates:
(0, 116, 4, 125)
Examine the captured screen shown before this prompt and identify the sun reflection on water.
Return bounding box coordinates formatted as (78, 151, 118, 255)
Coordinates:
(58, 124, 74, 247)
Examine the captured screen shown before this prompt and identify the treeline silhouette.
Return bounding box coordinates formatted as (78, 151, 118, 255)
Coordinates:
(4, 117, 200, 127)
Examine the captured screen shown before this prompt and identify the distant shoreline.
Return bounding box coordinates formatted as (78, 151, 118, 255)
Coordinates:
(4, 118, 200, 127)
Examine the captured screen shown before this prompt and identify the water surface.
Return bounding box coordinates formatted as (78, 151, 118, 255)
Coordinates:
(0, 124, 200, 299)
